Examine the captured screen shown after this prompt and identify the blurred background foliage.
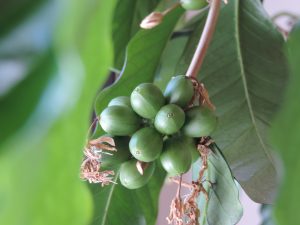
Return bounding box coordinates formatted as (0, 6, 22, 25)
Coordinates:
(0, 0, 300, 225)
(0, 0, 116, 224)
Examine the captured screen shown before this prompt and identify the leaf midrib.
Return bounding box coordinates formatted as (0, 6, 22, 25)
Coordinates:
(234, 0, 276, 167)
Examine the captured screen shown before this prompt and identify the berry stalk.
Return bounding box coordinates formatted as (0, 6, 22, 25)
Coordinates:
(186, 0, 222, 78)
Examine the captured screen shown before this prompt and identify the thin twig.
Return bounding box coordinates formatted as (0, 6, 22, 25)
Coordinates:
(186, 0, 222, 78)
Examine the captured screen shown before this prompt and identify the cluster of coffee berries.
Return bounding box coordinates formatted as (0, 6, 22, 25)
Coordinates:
(98, 75, 217, 189)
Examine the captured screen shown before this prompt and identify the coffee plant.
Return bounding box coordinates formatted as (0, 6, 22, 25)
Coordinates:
(0, 0, 299, 225)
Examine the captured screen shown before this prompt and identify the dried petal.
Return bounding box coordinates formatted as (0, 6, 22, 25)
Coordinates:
(80, 136, 118, 186)
(136, 161, 149, 175)
(198, 83, 215, 111)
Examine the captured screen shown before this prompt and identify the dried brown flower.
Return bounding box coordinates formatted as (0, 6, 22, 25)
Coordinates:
(188, 77, 215, 111)
(80, 136, 117, 186)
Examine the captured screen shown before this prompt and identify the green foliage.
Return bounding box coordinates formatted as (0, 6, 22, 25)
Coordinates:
(271, 22, 300, 225)
(112, 0, 160, 68)
(173, 0, 288, 203)
(0, 51, 55, 144)
(193, 146, 243, 225)
(0, 1, 116, 225)
(0, 0, 44, 38)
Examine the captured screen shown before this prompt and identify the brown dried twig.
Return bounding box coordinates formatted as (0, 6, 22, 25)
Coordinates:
(167, 175, 184, 225)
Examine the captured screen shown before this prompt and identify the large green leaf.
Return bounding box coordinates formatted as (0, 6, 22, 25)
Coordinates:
(175, 0, 288, 203)
(0, 1, 116, 224)
(193, 146, 243, 225)
(154, 36, 189, 90)
(91, 8, 183, 225)
(112, 0, 159, 68)
(271, 22, 300, 225)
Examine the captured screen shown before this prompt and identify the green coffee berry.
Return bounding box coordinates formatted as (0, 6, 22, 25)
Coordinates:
(129, 127, 163, 162)
(131, 83, 165, 119)
(108, 96, 131, 108)
(180, 0, 208, 10)
(164, 75, 194, 107)
(183, 106, 217, 137)
(160, 136, 192, 176)
(154, 104, 185, 135)
(120, 159, 155, 189)
(100, 105, 141, 136)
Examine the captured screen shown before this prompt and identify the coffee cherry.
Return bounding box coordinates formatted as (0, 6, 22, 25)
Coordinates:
(160, 136, 192, 176)
(131, 83, 165, 119)
(154, 104, 185, 135)
(100, 105, 141, 136)
(129, 127, 163, 162)
(183, 106, 217, 137)
(164, 75, 194, 107)
(120, 159, 155, 189)
(180, 0, 208, 10)
(108, 96, 131, 108)
(100, 136, 131, 168)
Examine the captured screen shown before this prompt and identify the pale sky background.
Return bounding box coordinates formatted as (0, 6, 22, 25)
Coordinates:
(156, 1, 300, 225)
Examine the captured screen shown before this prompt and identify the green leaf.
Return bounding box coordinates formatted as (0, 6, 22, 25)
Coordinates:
(176, 0, 288, 203)
(112, 0, 159, 69)
(193, 146, 243, 225)
(154, 36, 189, 90)
(95, 7, 184, 115)
(271, 22, 300, 225)
(0, 1, 116, 225)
